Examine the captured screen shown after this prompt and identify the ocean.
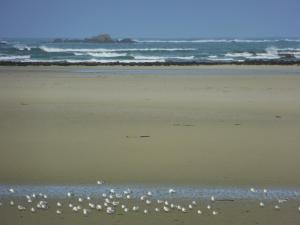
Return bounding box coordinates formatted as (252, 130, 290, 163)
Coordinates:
(0, 38, 300, 64)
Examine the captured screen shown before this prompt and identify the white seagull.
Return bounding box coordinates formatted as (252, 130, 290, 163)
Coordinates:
(169, 189, 176, 194)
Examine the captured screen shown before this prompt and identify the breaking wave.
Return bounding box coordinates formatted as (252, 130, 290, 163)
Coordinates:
(39, 46, 196, 53)
(0, 55, 31, 61)
(135, 39, 300, 43)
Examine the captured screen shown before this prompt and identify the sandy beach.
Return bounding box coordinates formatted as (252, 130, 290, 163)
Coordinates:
(0, 65, 300, 186)
(1, 65, 300, 224)
(0, 197, 299, 225)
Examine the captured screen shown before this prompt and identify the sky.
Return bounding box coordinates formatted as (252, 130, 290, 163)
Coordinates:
(0, 0, 299, 38)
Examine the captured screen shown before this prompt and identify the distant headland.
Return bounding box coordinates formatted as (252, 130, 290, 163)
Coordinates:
(53, 33, 136, 44)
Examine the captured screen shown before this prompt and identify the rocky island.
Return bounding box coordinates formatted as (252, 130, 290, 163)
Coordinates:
(53, 33, 136, 43)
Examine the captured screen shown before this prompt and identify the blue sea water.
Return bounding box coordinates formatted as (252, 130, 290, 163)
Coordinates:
(0, 38, 300, 63)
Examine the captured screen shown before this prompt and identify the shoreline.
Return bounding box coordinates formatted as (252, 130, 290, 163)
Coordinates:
(1, 60, 300, 67)
(1, 184, 300, 225)
(1, 184, 300, 200)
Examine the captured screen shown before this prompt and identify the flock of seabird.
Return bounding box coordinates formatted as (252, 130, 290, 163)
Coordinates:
(1, 182, 300, 218)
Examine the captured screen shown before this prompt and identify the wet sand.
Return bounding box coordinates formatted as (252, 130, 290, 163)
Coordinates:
(0, 196, 300, 225)
(0, 66, 300, 186)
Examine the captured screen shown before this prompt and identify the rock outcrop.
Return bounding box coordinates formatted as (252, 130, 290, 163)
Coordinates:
(53, 34, 135, 44)
(84, 33, 114, 43)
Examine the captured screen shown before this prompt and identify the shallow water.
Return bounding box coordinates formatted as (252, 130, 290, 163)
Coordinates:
(1, 184, 299, 200)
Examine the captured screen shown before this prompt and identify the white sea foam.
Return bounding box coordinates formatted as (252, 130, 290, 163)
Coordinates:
(14, 44, 31, 51)
(15, 58, 165, 63)
(207, 57, 235, 61)
(135, 39, 282, 43)
(135, 39, 229, 43)
(39, 46, 196, 53)
(225, 47, 282, 60)
(65, 58, 166, 63)
(0, 55, 31, 61)
(284, 39, 300, 42)
(276, 47, 300, 51)
(87, 52, 127, 57)
(133, 55, 195, 60)
(245, 47, 280, 60)
(225, 52, 253, 58)
(74, 52, 127, 57)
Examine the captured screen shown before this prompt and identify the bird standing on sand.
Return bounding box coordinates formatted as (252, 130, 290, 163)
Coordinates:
(83, 208, 88, 216)
(30, 207, 36, 213)
(106, 207, 114, 214)
(97, 180, 104, 185)
(72, 206, 79, 212)
(211, 196, 215, 202)
(96, 204, 102, 210)
(181, 207, 187, 213)
(17, 205, 26, 211)
(132, 206, 139, 212)
(157, 199, 163, 204)
(163, 206, 170, 212)
(169, 189, 176, 194)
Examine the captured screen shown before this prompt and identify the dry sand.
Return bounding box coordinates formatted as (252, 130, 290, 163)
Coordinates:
(0, 66, 300, 186)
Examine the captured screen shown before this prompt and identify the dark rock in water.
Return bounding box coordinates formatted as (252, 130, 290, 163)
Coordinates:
(53, 38, 65, 43)
(85, 33, 115, 43)
(52, 33, 136, 44)
(119, 38, 135, 43)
